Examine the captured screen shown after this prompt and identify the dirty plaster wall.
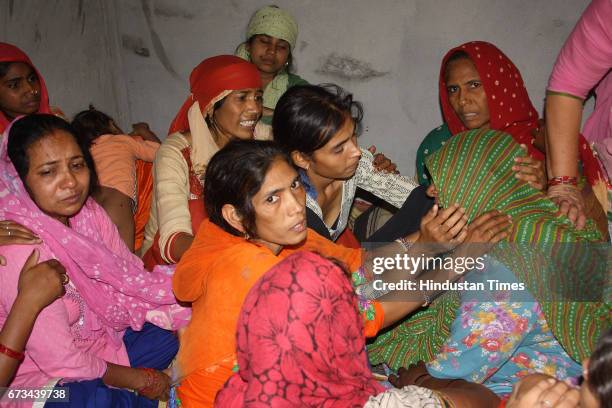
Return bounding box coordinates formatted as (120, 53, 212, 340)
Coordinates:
(0, 0, 129, 126)
(3, 0, 591, 176)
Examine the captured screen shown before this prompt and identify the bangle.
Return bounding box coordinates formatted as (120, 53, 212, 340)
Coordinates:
(548, 176, 577, 186)
(395, 237, 414, 252)
(421, 291, 432, 307)
(0, 343, 25, 361)
(136, 367, 157, 396)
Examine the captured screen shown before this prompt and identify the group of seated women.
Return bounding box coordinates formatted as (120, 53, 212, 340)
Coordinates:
(0, 2, 610, 408)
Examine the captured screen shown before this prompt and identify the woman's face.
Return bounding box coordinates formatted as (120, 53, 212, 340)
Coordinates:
(445, 58, 490, 130)
(0, 62, 41, 119)
(24, 130, 90, 225)
(246, 34, 291, 76)
(250, 158, 306, 254)
(304, 117, 362, 181)
(213, 88, 263, 144)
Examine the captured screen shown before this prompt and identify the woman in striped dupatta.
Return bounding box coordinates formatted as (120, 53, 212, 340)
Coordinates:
(373, 128, 609, 398)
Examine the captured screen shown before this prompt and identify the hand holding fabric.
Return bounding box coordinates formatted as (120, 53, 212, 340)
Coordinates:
(547, 184, 586, 230)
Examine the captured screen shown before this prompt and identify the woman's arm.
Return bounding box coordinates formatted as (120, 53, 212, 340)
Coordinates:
(153, 140, 194, 263)
(0, 249, 66, 386)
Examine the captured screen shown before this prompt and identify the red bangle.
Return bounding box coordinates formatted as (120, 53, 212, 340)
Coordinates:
(548, 176, 577, 187)
(0, 343, 25, 361)
(136, 367, 158, 396)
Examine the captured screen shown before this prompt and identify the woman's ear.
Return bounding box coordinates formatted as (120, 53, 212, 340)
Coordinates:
(291, 150, 310, 171)
(221, 204, 245, 234)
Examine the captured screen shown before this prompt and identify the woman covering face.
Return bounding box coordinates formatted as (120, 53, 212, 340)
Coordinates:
(0, 42, 50, 133)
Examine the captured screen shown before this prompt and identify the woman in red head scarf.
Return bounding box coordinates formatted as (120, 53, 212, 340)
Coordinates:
(141, 55, 263, 268)
(416, 41, 608, 235)
(0, 42, 51, 133)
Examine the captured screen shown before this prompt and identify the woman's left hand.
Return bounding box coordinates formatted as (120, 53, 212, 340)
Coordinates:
(512, 145, 547, 190)
(0, 220, 42, 265)
(388, 361, 430, 388)
(368, 145, 399, 174)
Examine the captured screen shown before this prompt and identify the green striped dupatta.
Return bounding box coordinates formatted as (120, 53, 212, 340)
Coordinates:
(368, 129, 610, 369)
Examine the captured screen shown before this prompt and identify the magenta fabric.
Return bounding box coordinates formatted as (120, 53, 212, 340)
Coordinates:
(0, 117, 189, 345)
(215, 251, 384, 408)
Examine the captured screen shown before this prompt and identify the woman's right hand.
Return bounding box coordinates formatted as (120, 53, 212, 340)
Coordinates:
(417, 203, 468, 253)
(0, 220, 41, 265)
(17, 249, 67, 312)
(547, 184, 587, 230)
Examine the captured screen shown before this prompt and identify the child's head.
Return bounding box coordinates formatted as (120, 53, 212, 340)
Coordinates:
(71, 106, 121, 147)
(582, 328, 612, 408)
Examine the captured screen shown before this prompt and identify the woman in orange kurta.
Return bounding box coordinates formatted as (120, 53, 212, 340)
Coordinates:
(172, 140, 470, 407)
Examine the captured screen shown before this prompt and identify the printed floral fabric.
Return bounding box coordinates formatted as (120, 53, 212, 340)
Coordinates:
(215, 251, 385, 407)
(427, 259, 581, 396)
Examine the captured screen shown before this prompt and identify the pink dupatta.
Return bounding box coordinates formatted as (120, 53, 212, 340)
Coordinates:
(0, 120, 189, 339)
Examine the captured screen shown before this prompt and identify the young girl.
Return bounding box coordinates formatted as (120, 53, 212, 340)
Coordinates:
(72, 108, 160, 251)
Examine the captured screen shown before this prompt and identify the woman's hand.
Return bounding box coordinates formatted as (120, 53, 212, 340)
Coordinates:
(388, 361, 430, 388)
(130, 122, 160, 143)
(137, 368, 171, 401)
(513, 145, 547, 190)
(0, 220, 41, 265)
(417, 203, 468, 253)
(368, 145, 399, 174)
(452, 210, 511, 260)
(17, 249, 67, 312)
(547, 184, 586, 230)
(507, 376, 580, 408)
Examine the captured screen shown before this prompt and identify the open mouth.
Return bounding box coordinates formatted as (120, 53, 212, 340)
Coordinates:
(239, 119, 257, 128)
(291, 219, 306, 233)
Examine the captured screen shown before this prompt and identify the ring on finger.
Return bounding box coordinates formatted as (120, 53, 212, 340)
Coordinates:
(7, 230, 11, 236)
(540, 400, 552, 407)
(61, 274, 70, 285)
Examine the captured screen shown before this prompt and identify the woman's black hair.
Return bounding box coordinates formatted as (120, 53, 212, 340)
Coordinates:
(0, 62, 12, 78)
(588, 328, 612, 408)
(204, 98, 227, 133)
(71, 106, 117, 148)
(272, 84, 363, 156)
(204, 139, 293, 238)
(7, 114, 98, 196)
(444, 50, 471, 81)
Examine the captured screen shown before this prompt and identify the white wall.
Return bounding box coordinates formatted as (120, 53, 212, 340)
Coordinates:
(3, 0, 592, 176)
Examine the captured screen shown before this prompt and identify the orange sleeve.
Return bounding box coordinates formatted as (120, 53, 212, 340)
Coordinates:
(362, 300, 385, 338)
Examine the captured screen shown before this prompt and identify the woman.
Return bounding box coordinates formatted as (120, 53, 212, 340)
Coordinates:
(141, 55, 264, 268)
(545, 0, 612, 233)
(0, 42, 53, 132)
(216, 251, 500, 408)
(0, 43, 60, 245)
(172, 139, 503, 407)
(235, 5, 308, 127)
(0, 114, 189, 407)
(417, 128, 608, 396)
(273, 84, 436, 244)
(416, 42, 607, 236)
